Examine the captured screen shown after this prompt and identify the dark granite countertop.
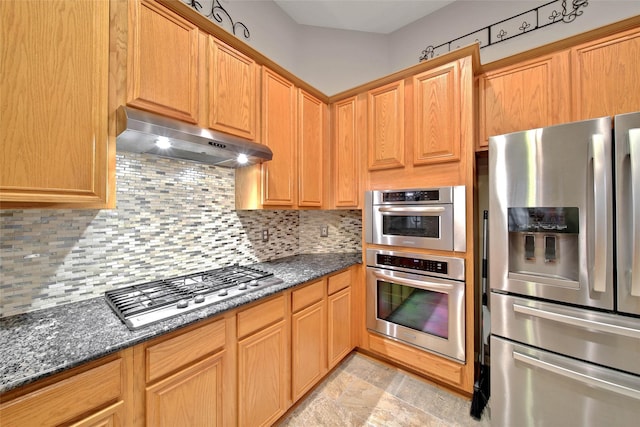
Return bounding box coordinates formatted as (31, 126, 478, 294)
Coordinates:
(0, 252, 361, 394)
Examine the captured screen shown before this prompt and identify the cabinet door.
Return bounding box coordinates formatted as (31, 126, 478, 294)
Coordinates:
(238, 321, 289, 427)
(478, 51, 571, 148)
(291, 301, 327, 402)
(333, 96, 360, 208)
(572, 28, 640, 120)
(127, 0, 199, 123)
(146, 353, 224, 427)
(69, 401, 124, 427)
(367, 80, 405, 171)
(298, 89, 325, 207)
(328, 287, 352, 369)
(209, 37, 258, 140)
(413, 62, 460, 165)
(261, 68, 297, 206)
(0, 0, 109, 205)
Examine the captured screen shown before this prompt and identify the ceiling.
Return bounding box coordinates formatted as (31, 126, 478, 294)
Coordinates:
(273, 0, 456, 34)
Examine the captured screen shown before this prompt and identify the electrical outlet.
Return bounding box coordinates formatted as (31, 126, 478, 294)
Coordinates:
(320, 225, 329, 237)
(262, 229, 269, 242)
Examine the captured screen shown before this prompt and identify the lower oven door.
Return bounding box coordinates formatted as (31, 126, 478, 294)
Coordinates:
(491, 336, 640, 427)
(366, 266, 465, 362)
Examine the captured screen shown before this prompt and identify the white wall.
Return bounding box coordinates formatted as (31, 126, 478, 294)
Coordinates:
(196, 1, 640, 95)
(294, 25, 391, 95)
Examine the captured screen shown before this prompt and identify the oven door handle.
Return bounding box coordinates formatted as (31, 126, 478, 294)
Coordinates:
(378, 206, 446, 216)
(372, 270, 454, 291)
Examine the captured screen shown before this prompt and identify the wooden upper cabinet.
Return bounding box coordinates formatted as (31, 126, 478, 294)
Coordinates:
(413, 62, 461, 165)
(367, 80, 405, 171)
(333, 96, 360, 208)
(0, 0, 110, 206)
(478, 51, 571, 149)
(127, 0, 199, 123)
(261, 67, 297, 207)
(209, 38, 258, 140)
(572, 27, 640, 121)
(298, 89, 325, 207)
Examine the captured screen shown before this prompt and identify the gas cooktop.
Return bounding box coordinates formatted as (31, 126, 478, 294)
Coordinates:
(105, 265, 283, 330)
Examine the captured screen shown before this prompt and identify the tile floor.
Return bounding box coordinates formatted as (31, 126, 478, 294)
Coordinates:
(277, 352, 491, 427)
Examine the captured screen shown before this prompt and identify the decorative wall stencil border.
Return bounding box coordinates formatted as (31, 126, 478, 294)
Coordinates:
(187, 0, 250, 39)
(419, 0, 589, 61)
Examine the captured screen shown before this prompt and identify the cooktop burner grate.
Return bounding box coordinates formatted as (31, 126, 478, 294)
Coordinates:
(105, 264, 282, 330)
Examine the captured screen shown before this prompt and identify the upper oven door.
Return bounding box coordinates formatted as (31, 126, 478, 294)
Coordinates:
(370, 204, 454, 250)
(366, 266, 466, 362)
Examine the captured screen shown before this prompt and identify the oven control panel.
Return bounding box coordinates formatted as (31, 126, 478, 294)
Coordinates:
(376, 254, 448, 275)
(367, 249, 465, 282)
(381, 190, 440, 202)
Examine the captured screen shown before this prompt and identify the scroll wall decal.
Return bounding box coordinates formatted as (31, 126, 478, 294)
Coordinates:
(188, 0, 250, 39)
(419, 0, 588, 61)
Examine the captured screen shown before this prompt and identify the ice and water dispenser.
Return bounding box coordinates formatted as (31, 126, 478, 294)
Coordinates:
(507, 207, 580, 283)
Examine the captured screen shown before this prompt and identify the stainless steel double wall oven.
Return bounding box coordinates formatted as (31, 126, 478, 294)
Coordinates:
(365, 186, 467, 362)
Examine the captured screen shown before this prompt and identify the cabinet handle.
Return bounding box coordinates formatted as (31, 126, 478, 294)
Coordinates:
(513, 303, 640, 339)
(512, 350, 640, 401)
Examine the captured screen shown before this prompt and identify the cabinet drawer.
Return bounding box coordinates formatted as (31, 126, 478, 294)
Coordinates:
(292, 279, 325, 312)
(237, 295, 286, 338)
(147, 318, 226, 382)
(369, 333, 462, 386)
(0, 358, 122, 426)
(328, 269, 350, 295)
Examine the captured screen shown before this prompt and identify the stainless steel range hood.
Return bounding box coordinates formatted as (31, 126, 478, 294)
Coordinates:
(115, 106, 272, 168)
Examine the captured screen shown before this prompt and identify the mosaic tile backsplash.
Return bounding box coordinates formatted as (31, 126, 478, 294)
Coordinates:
(0, 153, 361, 317)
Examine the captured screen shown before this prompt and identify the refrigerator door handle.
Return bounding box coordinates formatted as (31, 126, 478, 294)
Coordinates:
(629, 128, 640, 297)
(513, 303, 640, 339)
(512, 351, 640, 401)
(590, 134, 608, 293)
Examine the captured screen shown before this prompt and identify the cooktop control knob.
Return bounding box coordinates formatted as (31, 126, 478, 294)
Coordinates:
(177, 299, 188, 309)
(238, 283, 248, 290)
(249, 279, 259, 287)
(218, 289, 228, 296)
(194, 295, 205, 304)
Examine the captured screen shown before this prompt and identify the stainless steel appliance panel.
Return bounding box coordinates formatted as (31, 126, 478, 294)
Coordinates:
(365, 249, 466, 362)
(365, 186, 466, 252)
(615, 111, 640, 316)
(491, 292, 640, 376)
(489, 117, 614, 310)
(491, 336, 640, 427)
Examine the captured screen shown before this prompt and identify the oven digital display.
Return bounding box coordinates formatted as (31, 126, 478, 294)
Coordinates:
(382, 215, 440, 239)
(377, 280, 448, 339)
(382, 190, 440, 202)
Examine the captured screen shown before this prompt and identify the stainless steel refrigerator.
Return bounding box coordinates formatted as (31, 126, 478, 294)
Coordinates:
(489, 112, 640, 426)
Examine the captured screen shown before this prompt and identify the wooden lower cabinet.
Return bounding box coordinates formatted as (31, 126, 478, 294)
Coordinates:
(291, 280, 327, 402)
(146, 354, 224, 427)
(0, 351, 132, 427)
(367, 332, 465, 391)
(327, 286, 352, 369)
(238, 320, 289, 427)
(136, 316, 231, 427)
(69, 401, 125, 427)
